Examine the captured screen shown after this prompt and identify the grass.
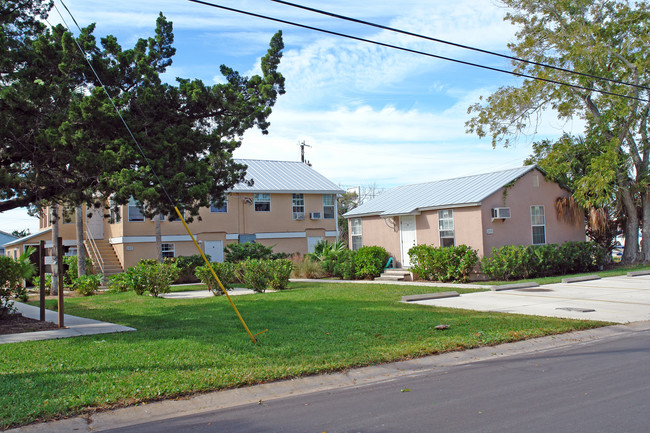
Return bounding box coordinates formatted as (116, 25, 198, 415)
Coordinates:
(2, 282, 606, 428)
(479, 262, 650, 285)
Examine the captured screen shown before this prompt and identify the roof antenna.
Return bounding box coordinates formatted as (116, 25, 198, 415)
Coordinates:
(299, 141, 312, 166)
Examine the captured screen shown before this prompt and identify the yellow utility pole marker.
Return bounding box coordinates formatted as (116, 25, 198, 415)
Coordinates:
(174, 207, 259, 343)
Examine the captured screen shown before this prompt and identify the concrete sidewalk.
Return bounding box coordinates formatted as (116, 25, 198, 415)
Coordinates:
(0, 302, 135, 344)
(408, 274, 650, 323)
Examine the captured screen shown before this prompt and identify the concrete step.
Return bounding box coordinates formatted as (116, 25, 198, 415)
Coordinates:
(375, 268, 411, 282)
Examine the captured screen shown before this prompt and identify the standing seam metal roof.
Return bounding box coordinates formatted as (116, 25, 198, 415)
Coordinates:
(344, 166, 537, 218)
(231, 159, 343, 194)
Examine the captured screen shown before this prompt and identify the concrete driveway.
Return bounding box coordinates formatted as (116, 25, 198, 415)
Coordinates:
(409, 274, 650, 323)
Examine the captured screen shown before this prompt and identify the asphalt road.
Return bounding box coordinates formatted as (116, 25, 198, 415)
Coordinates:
(101, 325, 650, 433)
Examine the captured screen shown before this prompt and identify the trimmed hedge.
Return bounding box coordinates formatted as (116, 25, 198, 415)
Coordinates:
(481, 241, 606, 281)
(354, 246, 389, 279)
(408, 244, 479, 283)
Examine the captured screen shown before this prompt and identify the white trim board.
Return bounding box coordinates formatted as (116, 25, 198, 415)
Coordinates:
(110, 235, 194, 244)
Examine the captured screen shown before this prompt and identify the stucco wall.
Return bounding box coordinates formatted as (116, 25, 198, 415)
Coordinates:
(349, 215, 402, 265)
(480, 169, 585, 256)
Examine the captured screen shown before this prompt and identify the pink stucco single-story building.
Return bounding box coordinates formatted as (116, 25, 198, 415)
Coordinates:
(343, 166, 585, 268)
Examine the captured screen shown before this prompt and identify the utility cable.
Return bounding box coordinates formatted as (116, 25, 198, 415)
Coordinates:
(54, 0, 260, 343)
(186, 0, 648, 103)
(272, 0, 650, 93)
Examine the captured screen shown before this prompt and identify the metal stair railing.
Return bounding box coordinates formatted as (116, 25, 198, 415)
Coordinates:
(84, 230, 105, 275)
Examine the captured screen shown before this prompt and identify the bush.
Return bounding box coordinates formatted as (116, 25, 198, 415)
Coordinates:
(354, 246, 389, 279)
(107, 273, 132, 293)
(195, 262, 239, 295)
(32, 274, 52, 295)
(408, 244, 479, 283)
(63, 256, 94, 288)
(73, 274, 103, 296)
(0, 249, 36, 315)
(267, 259, 293, 290)
(225, 242, 273, 263)
(128, 260, 180, 297)
(240, 259, 270, 293)
(481, 242, 606, 281)
(333, 249, 357, 280)
(170, 255, 208, 284)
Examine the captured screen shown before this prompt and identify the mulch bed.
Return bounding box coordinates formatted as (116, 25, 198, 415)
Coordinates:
(0, 313, 59, 335)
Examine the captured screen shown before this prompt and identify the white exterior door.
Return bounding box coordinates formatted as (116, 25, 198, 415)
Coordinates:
(308, 236, 323, 254)
(400, 215, 417, 268)
(204, 241, 224, 263)
(86, 207, 104, 240)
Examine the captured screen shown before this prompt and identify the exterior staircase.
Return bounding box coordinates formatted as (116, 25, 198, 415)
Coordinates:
(374, 268, 412, 282)
(85, 237, 123, 278)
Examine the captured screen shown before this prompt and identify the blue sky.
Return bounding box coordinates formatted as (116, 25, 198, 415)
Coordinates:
(0, 0, 583, 234)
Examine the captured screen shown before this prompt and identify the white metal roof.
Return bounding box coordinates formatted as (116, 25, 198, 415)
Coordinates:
(344, 166, 537, 218)
(231, 159, 343, 194)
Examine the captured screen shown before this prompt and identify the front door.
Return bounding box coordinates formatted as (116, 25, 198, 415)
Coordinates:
(400, 215, 417, 267)
(86, 206, 104, 240)
(204, 241, 224, 263)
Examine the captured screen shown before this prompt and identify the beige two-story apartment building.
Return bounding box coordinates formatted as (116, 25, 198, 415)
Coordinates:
(4, 159, 343, 274)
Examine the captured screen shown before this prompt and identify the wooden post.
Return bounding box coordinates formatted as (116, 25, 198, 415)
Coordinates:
(39, 240, 45, 321)
(57, 237, 64, 328)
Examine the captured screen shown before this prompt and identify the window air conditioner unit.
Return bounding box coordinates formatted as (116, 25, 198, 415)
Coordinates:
(309, 212, 322, 220)
(491, 207, 511, 220)
(293, 212, 305, 220)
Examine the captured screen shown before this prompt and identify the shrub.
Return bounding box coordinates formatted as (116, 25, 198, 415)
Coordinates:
(171, 255, 208, 284)
(107, 273, 132, 293)
(0, 249, 36, 314)
(240, 259, 270, 293)
(409, 244, 479, 283)
(291, 256, 326, 279)
(267, 259, 293, 290)
(354, 246, 389, 279)
(128, 260, 180, 297)
(481, 242, 606, 281)
(333, 249, 357, 280)
(195, 262, 239, 295)
(225, 242, 274, 263)
(63, 256, 94, 288)
(73, 274, 103, 296)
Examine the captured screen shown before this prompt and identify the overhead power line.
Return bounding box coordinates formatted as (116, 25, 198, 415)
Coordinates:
(186, 0, 648, 103)
(272, 0, 650, 93)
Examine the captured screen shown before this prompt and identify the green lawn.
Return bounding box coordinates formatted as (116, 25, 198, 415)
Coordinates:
(2, 282, 606, 428)
(480, 262, 650, 285)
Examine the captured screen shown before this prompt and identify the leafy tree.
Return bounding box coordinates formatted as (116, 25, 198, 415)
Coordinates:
(466, 0, 650, 262)
(525, 134, 622, 255)
(337, 190, 358, 246)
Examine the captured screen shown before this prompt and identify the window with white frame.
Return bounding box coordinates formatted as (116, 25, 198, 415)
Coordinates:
(438, 209, 455, 247)
(351, 218, 363, 251)
(161, 243, 175, 258)
(210, 196, 228, 213)
(292, 194, 305, 219)
(128, 198, 145, 222)
(531, 205, 546, 245)
(254, 193, 271, 212)
(323, 194, 335, 219)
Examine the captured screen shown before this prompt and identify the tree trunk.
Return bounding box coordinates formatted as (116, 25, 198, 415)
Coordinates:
(76, 205, 86, 276)
(154, 214, 163, 263)
(641, 192, 650, 262)
(620, 189, 639, 263)
(51, 205, 59, 296)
